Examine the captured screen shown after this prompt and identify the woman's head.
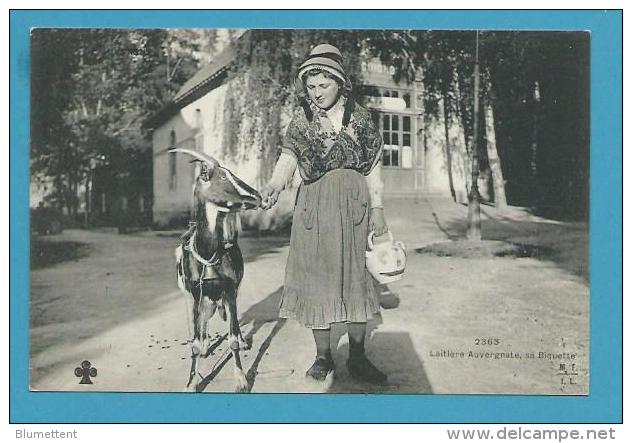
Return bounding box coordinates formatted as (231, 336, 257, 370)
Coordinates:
(302, 68, 343, 110)
(295, 44, 352, 109)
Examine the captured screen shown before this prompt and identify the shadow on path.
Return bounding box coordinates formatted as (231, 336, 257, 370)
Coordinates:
(30, 230, 289, 369)
(239, 286, 288, 392)
(431, 211, 460, 241)
(328, 332, 432, 394)
(197, 286, 288, 392)
(425, 202, 588, 282)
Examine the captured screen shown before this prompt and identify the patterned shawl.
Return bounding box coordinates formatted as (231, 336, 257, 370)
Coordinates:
(281, 100, 384, 183)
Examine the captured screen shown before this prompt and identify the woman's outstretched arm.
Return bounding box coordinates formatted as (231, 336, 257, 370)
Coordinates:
(365, 161, 384, 209)
(261, 151, 298, 209)
(365, 161, 388, 236)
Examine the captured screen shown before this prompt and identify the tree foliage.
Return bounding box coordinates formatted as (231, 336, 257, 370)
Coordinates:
(364, 30, 588, 218)
(32, 29, 589, 221)
(31, 28, 217, 216)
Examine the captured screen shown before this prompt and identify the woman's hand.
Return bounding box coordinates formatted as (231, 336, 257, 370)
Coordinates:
(370, 207, 388, 237)
(260, 184, 281, 210)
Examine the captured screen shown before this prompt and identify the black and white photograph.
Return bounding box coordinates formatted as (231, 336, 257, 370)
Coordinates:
(29, 28, 590, 395)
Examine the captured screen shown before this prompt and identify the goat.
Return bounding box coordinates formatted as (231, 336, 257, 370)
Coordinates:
(170, 147, 261, 392)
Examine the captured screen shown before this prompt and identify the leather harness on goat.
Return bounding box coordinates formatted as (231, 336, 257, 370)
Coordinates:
(184, 228, 234, 283)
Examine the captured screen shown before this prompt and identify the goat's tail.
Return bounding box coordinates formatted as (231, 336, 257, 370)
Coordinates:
(175, 245, 187, 293)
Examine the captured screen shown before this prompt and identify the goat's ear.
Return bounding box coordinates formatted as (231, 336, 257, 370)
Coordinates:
(199, 162, 216, 179)
(190, 160, 215, 179)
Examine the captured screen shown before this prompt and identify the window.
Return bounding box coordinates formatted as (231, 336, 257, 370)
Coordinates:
(403, 93, 411, 109)
(380, 88, 411, 110)
(382, 89, 404, 100)
(403, 116, 411, 132)
(169, 130, 177, 190)
(401, 116, 413, 168)
(380, 113, 413, 168)
(382, 114, 399, 167)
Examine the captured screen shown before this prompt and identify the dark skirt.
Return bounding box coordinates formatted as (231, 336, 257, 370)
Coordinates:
(278, 168, 380, 329)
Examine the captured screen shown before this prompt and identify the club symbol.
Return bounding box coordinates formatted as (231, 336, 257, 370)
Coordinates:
(75, 360, 97, 384)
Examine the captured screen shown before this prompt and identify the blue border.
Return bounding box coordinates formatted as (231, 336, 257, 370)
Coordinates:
(10, 10, 622, 423)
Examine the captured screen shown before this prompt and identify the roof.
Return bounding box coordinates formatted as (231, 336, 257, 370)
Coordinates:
(145, 35, 241, 130)
(172, 42, 237, 103)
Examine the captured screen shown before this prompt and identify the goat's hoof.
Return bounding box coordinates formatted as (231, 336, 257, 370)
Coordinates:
(234, 373, 249, 392)
(191, 339, 202, 356)
(239, 336, 251, 351)
(200, 338, 210, 356)
(185, 383, 197, 393)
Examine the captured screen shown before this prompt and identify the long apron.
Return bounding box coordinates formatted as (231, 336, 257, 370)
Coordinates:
(278, 168, 380, 328)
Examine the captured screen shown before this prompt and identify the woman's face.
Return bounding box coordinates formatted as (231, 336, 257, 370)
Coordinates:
(305, 73, 340, 110)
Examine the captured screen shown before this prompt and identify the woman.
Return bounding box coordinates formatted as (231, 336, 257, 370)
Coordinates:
(261, 44, 388, 385)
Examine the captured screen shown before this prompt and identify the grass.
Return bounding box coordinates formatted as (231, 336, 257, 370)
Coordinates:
(31, 238, 91, 270)
(416, 240, 555, 259)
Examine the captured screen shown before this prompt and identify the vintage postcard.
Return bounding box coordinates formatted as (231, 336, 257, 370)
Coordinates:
(28, 27, 590, 395)
(12, 9, 622, 424)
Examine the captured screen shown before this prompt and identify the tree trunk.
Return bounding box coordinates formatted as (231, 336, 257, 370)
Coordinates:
(63, 178, 73, 217)
(70, 180, 79, 218)
(484, 101, 507, 210)
(466, 61, 482, 241)
(530, 81, 541, 208)
(85, 172, 91, 227)
(441, 91, 457, 203)
(452, 71, 472, 197)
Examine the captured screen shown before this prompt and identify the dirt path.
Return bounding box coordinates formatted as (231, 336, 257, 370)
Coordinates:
(30, 198, 589, 394)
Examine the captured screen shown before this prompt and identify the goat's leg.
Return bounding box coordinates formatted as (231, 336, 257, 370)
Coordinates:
(226, 294, 249, 392)
(185, 354, 198, 392)
(198, 297, 217, 357)
(186, 296, 217, 391)
(227, 286, 250, 350)
(186, 294, 202, 392)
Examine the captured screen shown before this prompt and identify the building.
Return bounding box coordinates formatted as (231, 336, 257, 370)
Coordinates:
(148, 35, 473, 229)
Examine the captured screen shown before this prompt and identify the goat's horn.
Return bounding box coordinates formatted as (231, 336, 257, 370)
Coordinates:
(168, 148, 220, 167)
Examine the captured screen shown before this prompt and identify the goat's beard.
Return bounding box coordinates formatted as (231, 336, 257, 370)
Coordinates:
(198, 202, 238, 244)
(203, 202, 221, 234)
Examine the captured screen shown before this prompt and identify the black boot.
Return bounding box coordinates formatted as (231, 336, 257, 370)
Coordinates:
(347, 323, 387, 385)
(306, 329, 334, 381)
(347, 351, 387, 385)
(306, 352, 335, 381)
